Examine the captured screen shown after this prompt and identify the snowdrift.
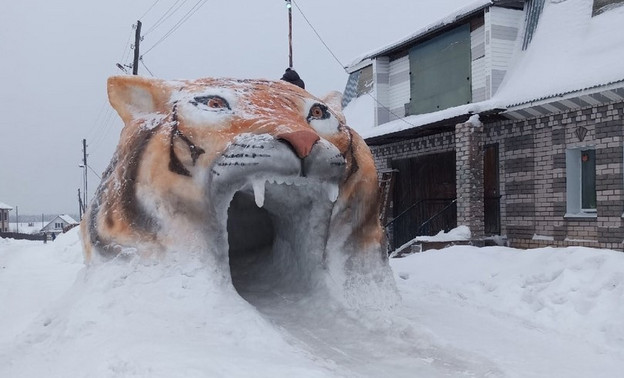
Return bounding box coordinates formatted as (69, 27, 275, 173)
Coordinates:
(2, 231, 624, 377)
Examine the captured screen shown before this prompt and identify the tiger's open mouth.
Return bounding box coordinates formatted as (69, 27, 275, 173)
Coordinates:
(209, 133, 346, 300)
(227, 179, 339, 300)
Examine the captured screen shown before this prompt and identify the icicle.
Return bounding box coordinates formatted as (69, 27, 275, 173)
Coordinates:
(325, 183, 339, 202)
(252, 180, 266, 208)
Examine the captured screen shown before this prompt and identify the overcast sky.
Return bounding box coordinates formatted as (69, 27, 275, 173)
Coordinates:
(0, 0, 470, 215)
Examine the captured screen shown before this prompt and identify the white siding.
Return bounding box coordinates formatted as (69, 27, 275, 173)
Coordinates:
(487, 7, 523, 95)
(471, 24, 487, 102)
(373, 57, 391, 126)
(387, 55, 410, 120)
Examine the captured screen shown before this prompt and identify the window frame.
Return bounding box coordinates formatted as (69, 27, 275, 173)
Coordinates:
(565, 147, 597, 218)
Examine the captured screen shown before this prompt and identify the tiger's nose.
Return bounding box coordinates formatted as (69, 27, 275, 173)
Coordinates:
(276, 130, 320, 159)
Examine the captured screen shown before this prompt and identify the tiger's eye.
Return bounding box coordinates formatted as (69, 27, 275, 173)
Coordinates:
(208, 97, 226, 109)
(191, 95, 231, 111)
(311, 106, 324, 118)
(308, 104, 330, 122)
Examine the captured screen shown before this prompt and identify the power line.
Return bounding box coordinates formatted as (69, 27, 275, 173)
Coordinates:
(119, 26, 135, 63)
(139, 0, 162, 20)
(291, 0, 417, 129)
(87, 164, 102, 180)
(142, 0, 209, 56)
(89, 108, 117, 155)
(140, 57, 156, 77)
(143, 0, 187, 36)
(291, 0, 345, 73)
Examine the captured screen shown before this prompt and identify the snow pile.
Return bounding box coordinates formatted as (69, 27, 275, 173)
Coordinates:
(416, 225, 471, 242)
(2, 230, 624, 377)
(390, 226, 472, 257)
(393, 246, 624, 350)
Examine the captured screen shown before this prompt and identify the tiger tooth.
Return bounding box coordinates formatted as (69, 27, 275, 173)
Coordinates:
(325, 183, 339, 202)
(252, 180, 266, 208)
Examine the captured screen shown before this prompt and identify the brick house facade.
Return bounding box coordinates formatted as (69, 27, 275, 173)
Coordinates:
(486, 102, 624, 250)
(344, 0, 624, 251)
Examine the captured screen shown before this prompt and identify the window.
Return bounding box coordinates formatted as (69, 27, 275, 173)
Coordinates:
(581, 150, 596, 209)
(407, 24, 472, 116)
(565, 148, 597, 216)
(55, 222, 63, 229)
(593, 0, 624, 16)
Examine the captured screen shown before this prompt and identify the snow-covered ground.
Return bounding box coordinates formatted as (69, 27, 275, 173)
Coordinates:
(1, 229, 623, 377)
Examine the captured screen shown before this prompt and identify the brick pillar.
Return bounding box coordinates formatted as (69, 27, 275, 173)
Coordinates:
(456, 118, 485, 240)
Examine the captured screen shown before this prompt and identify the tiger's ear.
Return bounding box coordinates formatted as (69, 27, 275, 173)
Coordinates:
(107, 76, 172, 124)
(322, 91, 343, 114)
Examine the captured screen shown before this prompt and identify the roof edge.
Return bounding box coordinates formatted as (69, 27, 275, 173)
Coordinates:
(347, 0, 494, 69)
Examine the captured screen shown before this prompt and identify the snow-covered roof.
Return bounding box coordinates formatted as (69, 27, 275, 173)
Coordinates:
(58, 214, 78, 224)
(42, 214, 79, 231)
(347, 99, 504, 144)
(346, 0, 624, 139)
(0, 202, 13, 210)
(346, 0, 494, 69)
(494, 0, 624, 108)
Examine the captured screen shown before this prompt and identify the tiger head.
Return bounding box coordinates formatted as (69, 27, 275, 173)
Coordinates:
(81, 76, 397, 307)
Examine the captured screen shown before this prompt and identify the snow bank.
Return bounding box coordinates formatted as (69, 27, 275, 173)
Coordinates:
(392, 245, 624, 350)
(0, 230, 339, 377)
(2, 230, 624, 377)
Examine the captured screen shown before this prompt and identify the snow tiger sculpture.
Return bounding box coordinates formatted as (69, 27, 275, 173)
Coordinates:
(81, 76, 397, 307)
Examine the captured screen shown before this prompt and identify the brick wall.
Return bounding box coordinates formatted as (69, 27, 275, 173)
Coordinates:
(368, 100, 624, 250)
(486, 101, 624, 250)
(456, 121, 485, 239)
(369, 131, 455, 173)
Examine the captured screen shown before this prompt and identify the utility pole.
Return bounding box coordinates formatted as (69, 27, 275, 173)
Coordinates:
(15, 206, 19, 233)
(132, 20, 142, 75)
(286, 0, 293, 68)
(82, 139, 88, 210)
(78, 188, 83, 220)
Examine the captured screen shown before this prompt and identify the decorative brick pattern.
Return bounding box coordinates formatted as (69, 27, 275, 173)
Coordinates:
(369, 132, 455, 171)
(486, 101, 624, 251)
(368, 100, 624, 251)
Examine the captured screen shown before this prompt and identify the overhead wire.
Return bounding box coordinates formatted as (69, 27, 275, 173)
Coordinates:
(119, 26, 135, 64)
(143, 0, 187, 36)
(87, 164, 102, 180)
(291, 0, 417, 129)
(140, 57, 156, 77)
(142, 0, 209, 56)
(291, 0, 346, 73)
(139, 0, 162, 21)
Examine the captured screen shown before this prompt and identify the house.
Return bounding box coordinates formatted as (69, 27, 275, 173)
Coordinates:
(343, 0, 624, 250)
(0, 202, 12, 232)
(41, 214, 78, 237)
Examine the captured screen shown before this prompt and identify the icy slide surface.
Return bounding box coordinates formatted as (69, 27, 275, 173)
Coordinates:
(2, 230, 624, 377)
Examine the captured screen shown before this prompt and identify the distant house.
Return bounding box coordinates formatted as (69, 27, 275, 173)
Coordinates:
(344, 0, 624, 250)
(41, 214, 78, 237)
(0, 202, 12, 232)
